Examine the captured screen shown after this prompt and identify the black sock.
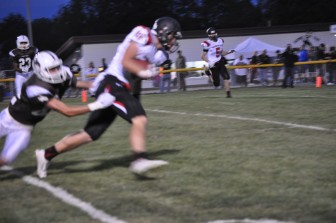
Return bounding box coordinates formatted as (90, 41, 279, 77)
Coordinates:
(45, 146, 59, 161)
(133, 152, 148, 161)
(227, 91, 231, 97)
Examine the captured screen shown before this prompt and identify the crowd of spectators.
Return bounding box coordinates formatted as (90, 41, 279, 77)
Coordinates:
(231, 42, 336, 87)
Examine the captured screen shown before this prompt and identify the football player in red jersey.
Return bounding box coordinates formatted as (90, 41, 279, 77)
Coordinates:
(35, 17, 182, 178)
(0, 51, 115, 168)
(201, 27, 235, 98)
(9, 35, 39, 98)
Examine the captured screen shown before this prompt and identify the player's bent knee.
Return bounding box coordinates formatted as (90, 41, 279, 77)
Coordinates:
(132, 115, 148, 126)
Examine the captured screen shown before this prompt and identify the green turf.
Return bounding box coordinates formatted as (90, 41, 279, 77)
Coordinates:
(0, 86, 335, 223)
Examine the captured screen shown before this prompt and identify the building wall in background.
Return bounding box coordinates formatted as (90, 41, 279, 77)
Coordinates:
(66, 30, 335, 71)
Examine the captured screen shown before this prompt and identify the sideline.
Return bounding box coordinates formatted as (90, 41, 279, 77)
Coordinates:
(148, 109, 336, 132)
(0, 166, 126, 223)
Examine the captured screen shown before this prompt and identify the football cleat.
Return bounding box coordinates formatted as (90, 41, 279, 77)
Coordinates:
(129, 158, 168, 175)
(35, 149, 49, 178)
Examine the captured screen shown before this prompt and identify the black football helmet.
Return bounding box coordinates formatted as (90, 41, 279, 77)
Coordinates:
(206, 27, 218, 41)
(152, 17, 182, 52)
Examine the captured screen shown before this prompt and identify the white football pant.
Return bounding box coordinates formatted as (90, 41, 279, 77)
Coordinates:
(0, 108, 33, 164)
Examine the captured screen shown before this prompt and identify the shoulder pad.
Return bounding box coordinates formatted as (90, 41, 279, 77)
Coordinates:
(201, 41, 210, 47)
(130, 26, 152, 45)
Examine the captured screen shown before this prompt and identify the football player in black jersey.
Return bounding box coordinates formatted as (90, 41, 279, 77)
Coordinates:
(0, 51, 115, 167)
(9, 35, 39, 98)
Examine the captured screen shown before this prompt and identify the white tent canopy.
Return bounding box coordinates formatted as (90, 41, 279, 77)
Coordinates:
(233, 37, 285, 58)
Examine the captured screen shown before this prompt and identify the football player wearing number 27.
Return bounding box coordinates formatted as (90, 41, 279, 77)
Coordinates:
(0, 51, 115, 168)
(35, 17, 183, 178)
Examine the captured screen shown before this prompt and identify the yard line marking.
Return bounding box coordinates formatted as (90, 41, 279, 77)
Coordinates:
(0, 166, 127, 223)
(148, 109, 336, 132)
(206, 219, 294, 223)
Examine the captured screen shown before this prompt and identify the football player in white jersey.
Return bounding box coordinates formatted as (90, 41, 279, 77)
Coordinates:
(9, 35, 39, 98)
(35, 17, 182, 178)
(0, 51, 115, 167)
(201, 27, 235, 98)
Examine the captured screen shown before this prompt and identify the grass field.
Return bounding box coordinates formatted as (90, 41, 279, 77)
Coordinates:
(0, 86, 335, 223)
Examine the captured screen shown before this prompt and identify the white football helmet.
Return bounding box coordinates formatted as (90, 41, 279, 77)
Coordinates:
(33, 51, 66, 84)
(16, 35, 30, 50)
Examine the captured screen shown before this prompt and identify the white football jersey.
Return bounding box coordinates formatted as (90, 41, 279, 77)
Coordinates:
(106, 26, 161, 84)
(201, 38, 225, 64)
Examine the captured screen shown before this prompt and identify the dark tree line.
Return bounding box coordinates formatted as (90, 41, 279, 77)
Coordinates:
(1, 0, 336, 69)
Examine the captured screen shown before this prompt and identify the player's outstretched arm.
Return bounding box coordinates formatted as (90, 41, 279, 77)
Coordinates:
(46, 93, 115, 117)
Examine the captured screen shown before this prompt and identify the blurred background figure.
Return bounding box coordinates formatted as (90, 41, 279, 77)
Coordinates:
(258, 49, 270, 86)
(9, 35, 38, 98)
(99, 58, 108, 72)
(298, 45, 308, 83)
(272, 50, 282, 86)
(249, 51, 258, 84)
(84, 61, 98, 81)
(175, 50, 187, 91)
(159, 59, 172, 93)
(233, 54, 249, 87)
(68, 58, 82, 97)
(281, 44, 298, 88)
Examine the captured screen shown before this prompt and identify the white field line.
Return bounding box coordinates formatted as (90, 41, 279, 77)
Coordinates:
(148, 109, 336, 132)
(0, 166, 126, 223)
(206, 219, 294, 223)
(0, 167, 296, 223)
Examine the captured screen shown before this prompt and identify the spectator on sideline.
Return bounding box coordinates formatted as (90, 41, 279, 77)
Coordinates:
(68, 58, 82, 97)
(175, 50, 187, 91)
(258, 49, 271, 86)
(9, 35, 38, 98)
(84, 61, 98, 80)
(272, 50, 282, 86)
(159, 59, 172, 93)
(316, 43, 326, 83)
(298, 45, 308, 82)
(281, 44, 298, 88)
(308, 46, 318, 81)
(249, 51, 258, 84)
(99, 58, 108, 72)
(325, 46, 336, 85)
(233, 54, 249, 87)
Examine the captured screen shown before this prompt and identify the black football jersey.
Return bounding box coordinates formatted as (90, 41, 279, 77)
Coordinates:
(8, 69, 77, 126)
(9, 46, 38, 73)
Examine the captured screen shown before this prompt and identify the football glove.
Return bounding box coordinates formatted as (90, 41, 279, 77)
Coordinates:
(88, 92, 115, 111)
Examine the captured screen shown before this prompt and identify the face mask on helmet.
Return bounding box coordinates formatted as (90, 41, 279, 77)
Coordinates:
(16, 35, 30, 50)
(33, 51, 66, 84)
(152, 17, 182, 53)
(206, 27, 218, 41)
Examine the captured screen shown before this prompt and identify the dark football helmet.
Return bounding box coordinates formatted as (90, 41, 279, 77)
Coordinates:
(206, 27, 218, 41)
(152, 17, 182, 52)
